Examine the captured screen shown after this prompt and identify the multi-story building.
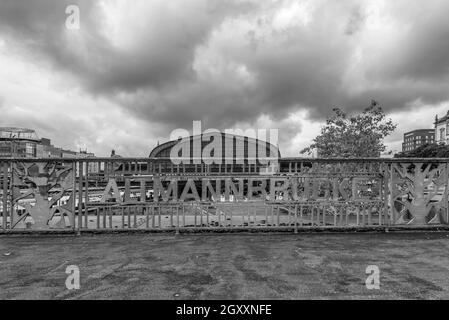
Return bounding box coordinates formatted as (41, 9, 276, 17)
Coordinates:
(0, 127, 96, 159)
(150, 132, 280, 162)
(36, 138, 64, 158)
(434, 112, 449, 145)
(0, 127, 40, 158)
(402, 129, 435, 152)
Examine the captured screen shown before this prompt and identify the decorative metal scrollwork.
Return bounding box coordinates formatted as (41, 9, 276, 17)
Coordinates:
(391, 163, 447, 225)
(11, 162, 74, 230)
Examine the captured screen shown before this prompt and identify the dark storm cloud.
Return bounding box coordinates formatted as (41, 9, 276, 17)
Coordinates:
(1, 0, 449, 132)
(0, 0, 256, 93)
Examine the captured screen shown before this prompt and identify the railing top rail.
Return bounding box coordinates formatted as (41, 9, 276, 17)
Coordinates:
(1, 157, 449, 163)
(279, 157, 449, 163)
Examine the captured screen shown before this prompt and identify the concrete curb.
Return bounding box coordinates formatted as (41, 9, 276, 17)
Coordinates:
(1, 225, 449, 236)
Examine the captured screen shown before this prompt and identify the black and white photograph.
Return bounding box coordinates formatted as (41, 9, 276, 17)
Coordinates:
(1, 0, 449, 307)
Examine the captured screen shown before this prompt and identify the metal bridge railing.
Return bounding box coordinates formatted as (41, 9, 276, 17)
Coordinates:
(0, 157, 448, 232)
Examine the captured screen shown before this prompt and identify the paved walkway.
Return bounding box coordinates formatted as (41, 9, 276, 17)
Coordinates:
(1, 232, 449, 299)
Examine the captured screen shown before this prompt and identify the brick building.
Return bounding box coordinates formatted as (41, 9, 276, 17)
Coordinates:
(402, 129, 435, 152)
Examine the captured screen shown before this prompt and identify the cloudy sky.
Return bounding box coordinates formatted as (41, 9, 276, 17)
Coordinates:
(0, 0, 449, 157)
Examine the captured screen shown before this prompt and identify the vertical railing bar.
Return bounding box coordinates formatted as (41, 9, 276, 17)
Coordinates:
(176, 206, 179, 231)
(84, 162, 88, 229)
(96, 207, 100, 229)
(215, 204, 220, 228)
(223, 205, 226, 228)
(277, 205, 280, 227)
(294, 204, 298, 233)
(154, 206, 157, 228)
(368, 205, 372, 226)
(152, 206, 155, 229)
(311, 206, 314, 226)
(362, 204, 366, 226)
(2, 162, 7, 230)
(389, 163, 395, 225)
(229, 204, 233, 228)
(264, 206, 268, 227)
(253, 204, 257, 228)
(318, 205, 321, 226)
(9, 161, 14, 229)
(345, 206, 349, 226)
(109, 206, 113, 229)
(182, 205, 185, 228)
(194, 204, 197, 228)
(77, 161, 83, 230)
(72, 162, 76, 231)
(339, 205, 343, 226)
(158, 206, 161, 228)
(376, 204, 379, 226)
(334, 206, 337, 226)
(365, 205, 368, 226)
(382, 163, 388, 226)
(325, 205, 329, 226)
(322, 205, 326, 226)
(103, 206, 106, 229)
(444, 162, 449, 225)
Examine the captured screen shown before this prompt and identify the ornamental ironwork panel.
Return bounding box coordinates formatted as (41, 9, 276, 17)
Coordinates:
(0, 160, 75, 230)
(390, 162, 448, 225)
(1, 158, 448, 232)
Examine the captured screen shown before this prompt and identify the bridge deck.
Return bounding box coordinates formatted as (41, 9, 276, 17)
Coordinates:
(1, 232, 449, 299)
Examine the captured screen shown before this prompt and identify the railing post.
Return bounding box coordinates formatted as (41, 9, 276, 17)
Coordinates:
(77, 161, 83, 232)
(84, 161, 89, 229)
(389, 163, 395, 225)
(294, 204, 298, 233)
(444, 162, 449, 224)
(1, 161, 7, 230)
(175, 206, 180, 234)
(9, 161, 14, 229)
(382, 162, 389, 227)
(72, 161, 77, 232)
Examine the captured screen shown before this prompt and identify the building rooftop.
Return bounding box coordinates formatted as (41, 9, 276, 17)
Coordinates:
(435, 111, 449, 124)
(0, 127, 40, 141)
(404, 129, 435, 135)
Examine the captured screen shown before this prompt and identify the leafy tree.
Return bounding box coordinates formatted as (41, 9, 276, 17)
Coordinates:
(395, 143, 449, 158)
(301, 101, 397, 158)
